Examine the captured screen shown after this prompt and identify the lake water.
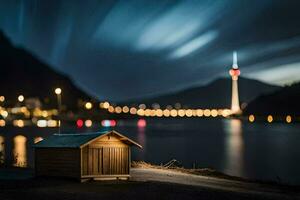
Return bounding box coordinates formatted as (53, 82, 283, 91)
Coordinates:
(0, 118, 300, 185)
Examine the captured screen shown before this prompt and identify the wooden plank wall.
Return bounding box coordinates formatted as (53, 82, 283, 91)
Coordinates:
(81, 146, 130, 176)
(35, 148, 80, 178)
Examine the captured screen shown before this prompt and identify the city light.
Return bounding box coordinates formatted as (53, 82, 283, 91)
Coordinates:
(108, 106, 114, 113)
(267, 115, 273, 123)
(155, 109, 163, 117)
(13, 119, 24, 127)
(139, 104, 146, 109)
(0, 119, 5, 127)
(102, 101, 110, 109)
(196, 109, 203, 117)
(185, 109, 192, 117)
(85, 119, 93, 127)
(85, 102, 93, 110)
(203, 109, 211, 117)
(54, 88, 62, 95)
(137, 109, 145, 116)
(130, 107, 137, 114)
(37, 120, 47, 127)
(249, 115, 255, 122)
(286, 115, 292, 123)
(0, 96, 5, 102)
(18, 95, 24, 102)
(163, 109, 170, 117)
(47, 120, 58, 127)
(122, 106, 129, 113)
(115, 106, 122, 114)
(211, 109, 218, 117)
(1, 110, 8, 118)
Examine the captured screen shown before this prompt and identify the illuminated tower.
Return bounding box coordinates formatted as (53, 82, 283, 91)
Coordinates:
(229, 51, 241, 114)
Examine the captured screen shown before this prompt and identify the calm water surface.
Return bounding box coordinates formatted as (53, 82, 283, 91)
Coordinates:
(0, 118, 300, 185)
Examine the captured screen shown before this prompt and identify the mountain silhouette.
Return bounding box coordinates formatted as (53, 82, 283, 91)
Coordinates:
(0, 31, 94, 110)
(244, 82, 300, 115)
(121, 77, 281, 109)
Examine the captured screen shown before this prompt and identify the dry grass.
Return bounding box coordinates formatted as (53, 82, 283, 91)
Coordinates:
(131, 161, 244, 181)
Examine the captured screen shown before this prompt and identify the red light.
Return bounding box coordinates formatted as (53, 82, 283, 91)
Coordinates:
(76, 119, 84, 128)
(137, 119, 146, 127)
(110, 120, 117, 127)
(229, 69, 240, 76)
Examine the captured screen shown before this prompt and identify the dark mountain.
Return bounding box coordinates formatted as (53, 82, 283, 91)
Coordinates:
(244, 82, 300, 115)
(0, 31, 94, 110)
(121, 77, 281, 109)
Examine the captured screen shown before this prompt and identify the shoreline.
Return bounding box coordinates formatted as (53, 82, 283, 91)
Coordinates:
(0, 165, 299, 200)
(1, 162, 299, 188)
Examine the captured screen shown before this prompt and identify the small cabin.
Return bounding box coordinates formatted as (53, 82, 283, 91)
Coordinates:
(34, 130, 142, 181)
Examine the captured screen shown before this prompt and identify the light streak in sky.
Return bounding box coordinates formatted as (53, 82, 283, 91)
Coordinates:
(245, 62, 300, 85)
(169, 30, 218, 59)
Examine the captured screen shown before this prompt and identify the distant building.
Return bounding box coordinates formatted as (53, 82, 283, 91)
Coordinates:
(34, 130, 142, 181)
(229, 52, 241, 114)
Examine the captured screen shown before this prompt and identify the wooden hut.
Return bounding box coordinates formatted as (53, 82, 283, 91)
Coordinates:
(34, 130, 142, 181)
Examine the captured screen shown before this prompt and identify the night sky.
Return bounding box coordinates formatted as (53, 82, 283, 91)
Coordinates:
(0, 0, 300, 101)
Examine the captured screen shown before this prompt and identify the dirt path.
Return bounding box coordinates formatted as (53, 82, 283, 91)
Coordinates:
(131, 168, 300, 199)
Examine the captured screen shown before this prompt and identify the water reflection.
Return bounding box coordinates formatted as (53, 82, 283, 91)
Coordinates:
(223, 119, 244, 176)
(13, 135, 27, 167)
(137, 127, 146, 160)
(0, 135, 4, 165)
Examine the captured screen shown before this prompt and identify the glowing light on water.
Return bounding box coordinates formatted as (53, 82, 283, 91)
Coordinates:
(137, 119, 146, 128)
(0, 135, 4, 164)
(101, 120, 117, 127)
(76, 119, 84, 128)
(13, 135, 27, 167)
(223, 119, 244, 176)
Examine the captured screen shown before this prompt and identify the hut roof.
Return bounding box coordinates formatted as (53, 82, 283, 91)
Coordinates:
(34, 130, 142, 148)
